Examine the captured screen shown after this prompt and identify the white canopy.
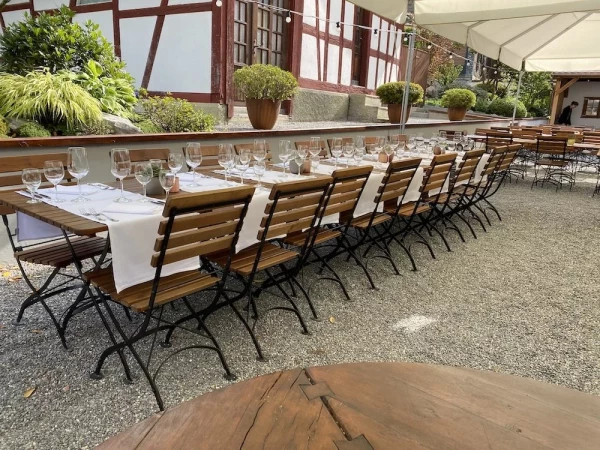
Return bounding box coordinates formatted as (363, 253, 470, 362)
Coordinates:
(351, 0, 600, 72)
(349, 0, 408, 24)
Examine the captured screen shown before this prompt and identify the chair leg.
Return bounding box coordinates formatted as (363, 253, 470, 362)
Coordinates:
(263, 268, 310, 334)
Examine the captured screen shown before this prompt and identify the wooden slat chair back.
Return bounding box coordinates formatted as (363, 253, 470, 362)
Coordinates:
(129, 148, 170, 163)
(480, 147, 508, 181)
(536, 136, 569, 159)
(583, 132, 600, 144)
(490, 126, 510, 132)
(378, 158, 422, 213)
(234, 143, 273, 162)
(451, 150, 485, 188)
(496, 144, 521, 172)
(323, 166, 372, 222)
(474, 128, 492, 136)
(0, 153, 70, 216)
(326, 137, 353, 151)
(485, 131, 513, 152)
(439, 129, 467, 139)
(295, 140, 328, 158)
(183, 144, 227, 168)
(420, 153, 458, 197)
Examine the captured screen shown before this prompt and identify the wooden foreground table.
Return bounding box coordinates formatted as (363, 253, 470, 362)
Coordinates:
(96, 362, 600, 450)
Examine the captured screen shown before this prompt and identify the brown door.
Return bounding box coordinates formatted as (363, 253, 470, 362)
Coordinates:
(233, 0, 290, 103)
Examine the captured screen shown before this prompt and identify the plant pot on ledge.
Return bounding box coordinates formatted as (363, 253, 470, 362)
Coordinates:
(387, 104, 411, 124)
(447, 107, 467, 121)
(245, 98, 282, 130)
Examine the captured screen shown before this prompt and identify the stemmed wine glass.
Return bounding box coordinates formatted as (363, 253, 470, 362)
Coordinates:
(254, 160, 266, 189)
(168, 153, 185, 177)
(111, 148, 132, 203)
(236, 150, 251, 185)
(383, 138, 395, 163)
(218, 144, 234, 185)
(67, 147, 90, 203)
(278, 140, 291, 176)
(354, 136, 366, 157)
(353, 147, 364, 166)
(309, 137, 321, 158)
(134, 162, 153, 202)
(310, 156, 320, 173)
(44, 160, 64, 203)
(185, 142, 203, 187)
(159, 170, 176, 201)
(253, 140, 267, 162)
(293, 150, 304, 178)
(343, 143, 354, 168)
(331, 138, 343, 168)
(22, 168, 41, 204)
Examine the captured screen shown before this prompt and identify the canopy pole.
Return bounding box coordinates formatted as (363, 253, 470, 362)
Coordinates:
(511, 70, 524, 126)
(400, 33, 416, 134)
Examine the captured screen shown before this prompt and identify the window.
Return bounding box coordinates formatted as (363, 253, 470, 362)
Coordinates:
(582, 97, 600, 118)
(77, 0, 111, 4)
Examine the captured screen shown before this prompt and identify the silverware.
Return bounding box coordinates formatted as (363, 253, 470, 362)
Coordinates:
(79, 208, 119, 223)
(90, 208, 118, 223)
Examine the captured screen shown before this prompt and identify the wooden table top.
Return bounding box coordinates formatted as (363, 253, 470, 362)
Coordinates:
(95, 362, 600, 450)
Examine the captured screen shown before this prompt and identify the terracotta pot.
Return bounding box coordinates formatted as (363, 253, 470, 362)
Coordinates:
(447, 107, 467, 121)
(245, 98, 282, 130)
(387, 104, 411, 124)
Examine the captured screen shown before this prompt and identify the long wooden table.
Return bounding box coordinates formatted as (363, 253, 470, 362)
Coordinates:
(95, 362, 600, 450)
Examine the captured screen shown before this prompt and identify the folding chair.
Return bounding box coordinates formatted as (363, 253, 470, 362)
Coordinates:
(204, 177, 332, 341)
(531, 136, 574, 191)
(283, 166, 373, 299)
(485, 130, 513, 153)
(0, 153, 108, 348)
(85, 186, 255, 411)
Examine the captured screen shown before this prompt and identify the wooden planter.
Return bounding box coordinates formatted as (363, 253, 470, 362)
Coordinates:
(387, 104, 411, 124)
(447, 107, 467, 121)
(246, 98, 282, 130)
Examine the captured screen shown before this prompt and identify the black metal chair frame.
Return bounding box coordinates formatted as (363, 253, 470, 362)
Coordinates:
(531, 137, 575, 191)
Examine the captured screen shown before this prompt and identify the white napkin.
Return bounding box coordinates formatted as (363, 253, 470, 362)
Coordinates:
(103, 203, 162, 215)
(179, 173, 239, 193)
(48, 184, 98, 195)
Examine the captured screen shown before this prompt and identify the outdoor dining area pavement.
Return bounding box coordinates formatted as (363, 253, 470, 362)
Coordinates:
(1, 131, 600, 449)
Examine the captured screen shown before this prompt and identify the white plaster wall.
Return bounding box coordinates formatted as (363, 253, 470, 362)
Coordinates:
(390, 63, 398, 82)
(562, 81, 600, 127)
(148, 12, 211, 93)
(34, 0, 69, 10)
(119, 16, 156, 87)
(303, 0, 316, 27)
(120, 0, 161, 10)
(370, 17, 380, 50)
(378, 21, 388, 53)
(169, 0, 210, 5)
(6, 0, 28, 5)
(317, 0, 326, 27)
(326, 43, 339, 84)
(343, 2, 353, 39)
(300, 33, 318, 80)
(340, 47, 352, 86)
(394, 32, 402, 59)
(376, 58, 385, 87)
(319, 39, 325, 81)
(2, 9, 29, 27)
(367, 56, 377, 89)
(73, 11, 114, 45)
(328, 0, 341, 36)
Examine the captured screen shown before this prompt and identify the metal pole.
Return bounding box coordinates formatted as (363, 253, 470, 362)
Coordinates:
(400, 33, 416, 134)
(511, 70, 524, 126)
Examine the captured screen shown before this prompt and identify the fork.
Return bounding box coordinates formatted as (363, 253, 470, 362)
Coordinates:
(90, 207, 119, 223)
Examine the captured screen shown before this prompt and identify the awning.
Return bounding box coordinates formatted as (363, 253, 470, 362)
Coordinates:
(348, 0, 408, 24)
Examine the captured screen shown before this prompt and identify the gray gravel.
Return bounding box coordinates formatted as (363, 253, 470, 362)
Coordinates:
(1, 177, 599, 450)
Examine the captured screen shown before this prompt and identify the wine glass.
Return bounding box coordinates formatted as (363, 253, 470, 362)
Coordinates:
(309, 137, 321, 158)
(331, 138, 343, 168)
(254, 160, 266, 189)
(353, 148, 364, 165)
(218, 144, 234, 185)
(236, 151, 251, 185)
(134, 162, 153, 202)
(278, 140, 291, 176)
(354, 136, 366, 156)
(292, 150, 304, 178)
(22, 168, 41, 204)
(159, 170, 176, 201)
(111, 148, 131, 203)
(374, 138, 385, 169)
(310, 156, 320, 173)
(384, 139, 395, 163)
(67, 147, 90, 203)
(253, 140, 267, 162)
(168, 153, 185, 177)
(297, 145, 308, 160)
(185, 143, 203, 187)
(343, 144, 354, 167)
(44, 160, 64, 203)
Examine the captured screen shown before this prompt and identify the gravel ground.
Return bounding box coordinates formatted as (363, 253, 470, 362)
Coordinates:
(1, 177, 599, 449)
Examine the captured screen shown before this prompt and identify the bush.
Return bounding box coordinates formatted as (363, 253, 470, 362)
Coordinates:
(472, 98, 490, 113)
(0, 70, 102, 129)
(376, 81, 424, 105)
(17, 122, 51, 137)
(75, 60, 137, 118)
(0, 116, 8, 136)
(137, 119, 164, 134)
(233, 64, 298, 101)
(0, 6, 128, 80)
(441, 89, 476, 109)
(434, 62, 463, 87)
(487, 97, 527, 118)
(440, 81, 489, 101)
(139, 93, 216, 133)
(424, 98, 442, 107)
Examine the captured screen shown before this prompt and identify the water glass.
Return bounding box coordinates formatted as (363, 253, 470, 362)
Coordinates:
(331, 137, 343, 168)
(353, 148, 364, 165)
(67, 147, 90, 203)
(134, 162, 153, 202)
(22, 168, 41, 204)
(44, 160, 64, 203)
(218, 144, 234, 185)
(253, 140, 267, 161)
(111, 148, 132, 203)
(343, 144, 354, 167)
(253, 160, 266, 188)
(168, 153, 185, 176)
(235, 155, 250, 185)
(309, 137, 321, 157)
(278, 140, 291, 176)
(159, 170, 176, 201)
(310, 156, 321, 173)
(185, 143, 203, 187)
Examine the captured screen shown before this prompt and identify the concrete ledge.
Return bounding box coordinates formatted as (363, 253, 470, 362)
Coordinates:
(291, 88, 349, 122)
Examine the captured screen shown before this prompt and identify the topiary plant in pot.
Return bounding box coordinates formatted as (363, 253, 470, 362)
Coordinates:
(376, 81, 424, 124)
(440, 88, 476, 121)
(233, 64, 298, 130)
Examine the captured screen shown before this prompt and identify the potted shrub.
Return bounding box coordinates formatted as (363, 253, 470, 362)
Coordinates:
(233, 64, 298, 130)
(440, 88, 476, 121)
(376, 81, 424, 124)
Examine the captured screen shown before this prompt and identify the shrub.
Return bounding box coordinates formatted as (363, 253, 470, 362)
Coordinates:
(233, 64, 298, 101)
(0, 70, 102, 129)
(440, 81, 489, 101)
(139, 93, 216, 133)
(17, 122, 51, 137)
(424, 98, 442, 107)
(0, 116, 8, 136)
(0, 6, 128, 80)
(440, 88, 476, 109)
(434, 62, 463, 87)
(487, 97, 527, 118)
(75, 60, 137, 118)
(376, 81, 424, 105)
(473, 98, 490, 114)
(137, 119, 164, 134)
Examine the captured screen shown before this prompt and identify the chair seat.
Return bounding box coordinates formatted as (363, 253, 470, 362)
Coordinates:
(422, 193, 449, 204)
(15, 236, 107, 268)
(207, 243, 298, 276)
(283, 229, 341, 247)
(85, 266, 219, 312)
(350, 212, 391, 229)
(390, 202, 432, 217)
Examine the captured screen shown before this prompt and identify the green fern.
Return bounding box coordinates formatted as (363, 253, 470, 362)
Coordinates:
(0, 70, 102, 129)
